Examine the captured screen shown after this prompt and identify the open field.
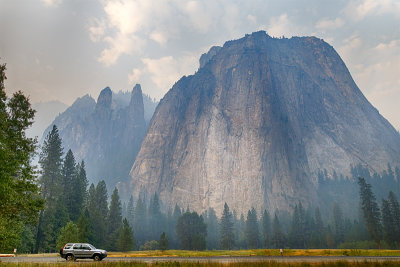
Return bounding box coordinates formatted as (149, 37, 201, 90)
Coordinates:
(12, 249, 400, 258)
(3, 259, 400, 267)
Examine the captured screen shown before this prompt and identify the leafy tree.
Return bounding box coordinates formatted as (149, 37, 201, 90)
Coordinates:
(261, 210, 271, 248)
(107, 187, 123, 251)
(220, 203, 234, 249)
(176, 212, 207, 250)
(0, 62, 43, 251)
(118, 218, 134, 252)
(245, 207, 259, 248)
(56, 221, 79, 250)
(159, 232, 169, 251)
(358, 177, 382, 249)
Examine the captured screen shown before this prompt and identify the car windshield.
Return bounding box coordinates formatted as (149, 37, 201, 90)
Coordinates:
(88, 244, 96, 250)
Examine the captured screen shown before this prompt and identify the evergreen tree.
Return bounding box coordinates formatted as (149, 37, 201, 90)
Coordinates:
(118, 218, 134, 252)
(176, 212, 207, 250)
(62, 149, 77, 221)
(148, 193, 164, 240)
(261, 210, 271, 248)
(381, 198, 395, 248)
(159, 232, 169, 251)
(127, 196, 135, 228)
(289, 203, 307, 248)
(310, 207, 325, 248)
(332, 202, 344, 246)
(87, 181, 108, 248)
(388, 191, 400, 248)
(220, 203, 234, 250)
(168, 204, 181, 249)
(77, 209, 90, 243)
(358, 177, 382, 249)
(204, 207, 220, 249)
(236, 213, 247, 249)
(245, 207, 259, 248)
(272, 213, 285, 249)
(36, 125, 65, 252)
(133, 196, 147, 246)
(71, 161, 88, 221)
(107, 187, 123, 251)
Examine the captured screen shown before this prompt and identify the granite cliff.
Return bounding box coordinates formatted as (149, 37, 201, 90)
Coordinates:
(43, 84, 155, 189)
(129, 31, 400, 214)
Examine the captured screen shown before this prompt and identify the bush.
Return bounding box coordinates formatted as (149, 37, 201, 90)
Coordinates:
(140, 240, 159, 250)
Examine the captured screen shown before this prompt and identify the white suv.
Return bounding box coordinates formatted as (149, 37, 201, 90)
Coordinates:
(60, 243, 107, 261)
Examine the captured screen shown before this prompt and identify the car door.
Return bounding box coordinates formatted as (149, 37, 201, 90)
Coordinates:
(80, 244, 92, 258)
(72, 244, 82, 258)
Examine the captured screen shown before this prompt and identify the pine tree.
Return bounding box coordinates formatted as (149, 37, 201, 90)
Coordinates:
(388, 191, 400, 248)
(261, 210, 271, 248)
(118, 218, 134, 252)
(220, 203, 234, 250)
(381, 198, 395, 248)
(133, 196, 147, 246)
(62, 149, 76, 220)
(168, 204, 181, 248)
(358, 177, 382, 249)
(87, 181, 108, 248)
(272, 213, 285, 249)
(148, 193, 164, 240)
(176, 212, 207, 250)
(159, 232, 169, 251)
(108, 187, 123, 251)
(77, 209, 90, 243)
(127, 196, 135, 228)
(71, 161, 88, 221)
(205, 207, 220, 249)
(245, 207, 259, 248)
(36, 125, 65, 252)
(0, 63, 43, 251)
(332, 202, 344, 246)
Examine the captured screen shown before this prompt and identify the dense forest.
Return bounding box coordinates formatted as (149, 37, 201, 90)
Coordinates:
(2, 63, 400, 253)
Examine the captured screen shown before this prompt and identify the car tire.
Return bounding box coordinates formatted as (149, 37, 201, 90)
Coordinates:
(93, 254, 101, 261)
(66, 254, 75, 261)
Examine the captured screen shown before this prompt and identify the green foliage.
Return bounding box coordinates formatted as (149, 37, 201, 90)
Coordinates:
(0, 62, 44, 252)
(333, 202, 344, 246)
(204, 207, 220, 250)
(148, 193, 165, 241)
(176, 212, 207, 250)
(140, 240, 159, 250)
(134, 196, 147, 246)
(261, 209, 271, 248)
(107, 187, 123, 250)
(272, 213, 286, 248)
(159, 232, 169, 251)
(118, 218, 134, 252)
(245, 207, 259, 249)
(358, 177, 382, 249)
(77, 210, 90, 243)
(56, 221, 79, 250)
(220, 203, 234, 250)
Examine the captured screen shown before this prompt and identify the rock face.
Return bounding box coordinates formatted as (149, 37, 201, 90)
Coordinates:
(129, 31, 400, 215)
(43, 85, 150, 189)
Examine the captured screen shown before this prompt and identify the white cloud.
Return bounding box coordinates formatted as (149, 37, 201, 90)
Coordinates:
(128, 68, 142, 84)
(88, 18, 107, 42)
(344, 0, 400, 21)
(41, 0, 61, 7)
(316, 18, 344, 30)
(141, 53, 198, 98)
(150, 31, 168, 45)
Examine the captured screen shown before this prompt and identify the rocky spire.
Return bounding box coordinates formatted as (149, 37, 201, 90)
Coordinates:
(95, 87, 112, 120)
(129, 84, 145, 123)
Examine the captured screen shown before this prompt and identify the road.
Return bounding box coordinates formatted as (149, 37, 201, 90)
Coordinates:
(2, 256, 400, 264)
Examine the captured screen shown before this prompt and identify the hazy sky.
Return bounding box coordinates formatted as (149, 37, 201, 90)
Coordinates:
(1, 0, 399, 129)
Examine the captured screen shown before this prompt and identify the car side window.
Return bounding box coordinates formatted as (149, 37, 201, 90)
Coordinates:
(73, 244, 81, 249)
(82, 245, 90, 250)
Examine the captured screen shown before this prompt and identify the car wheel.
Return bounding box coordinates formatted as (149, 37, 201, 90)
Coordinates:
(66, 254, 75, 261)
(93, 254, 101, 261)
